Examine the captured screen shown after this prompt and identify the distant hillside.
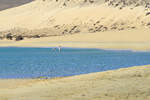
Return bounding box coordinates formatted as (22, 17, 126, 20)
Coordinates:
(0, 0, 150, 40)
(0, 0, 33, 11)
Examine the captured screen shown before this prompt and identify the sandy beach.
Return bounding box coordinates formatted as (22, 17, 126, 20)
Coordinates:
(1, 29, 150, 51)
(0, 65, 150, 100)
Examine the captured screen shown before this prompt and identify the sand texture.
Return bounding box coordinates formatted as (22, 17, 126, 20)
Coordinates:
(0, 0, 150, 38)
(0, 65, 150, 100)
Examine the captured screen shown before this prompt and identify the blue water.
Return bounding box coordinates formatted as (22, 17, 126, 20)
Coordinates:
(0, 47, 150, 79)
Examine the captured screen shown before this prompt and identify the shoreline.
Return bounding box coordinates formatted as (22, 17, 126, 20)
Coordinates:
(1, 29, 150, 51)
(0, 46, 150, 52)
(0, 65, 150, 100)
(0, 64, 149, 80)
(0, 64, 148, 80)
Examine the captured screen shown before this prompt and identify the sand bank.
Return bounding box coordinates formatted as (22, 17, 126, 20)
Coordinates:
(0, 29, 150, 51)
(0, 65, 150, 100)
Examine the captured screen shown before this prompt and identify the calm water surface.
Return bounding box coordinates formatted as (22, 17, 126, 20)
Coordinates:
(0, 47, 150, 79)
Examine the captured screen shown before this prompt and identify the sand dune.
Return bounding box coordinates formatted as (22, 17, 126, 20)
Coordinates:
(0, 0, 150, 38)
(0, 65, 150, 100)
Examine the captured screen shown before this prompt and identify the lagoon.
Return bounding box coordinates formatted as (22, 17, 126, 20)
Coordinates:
(0, 47, 150, 79)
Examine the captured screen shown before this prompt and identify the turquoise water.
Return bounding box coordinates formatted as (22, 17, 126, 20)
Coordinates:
(0, 47, 150, 79)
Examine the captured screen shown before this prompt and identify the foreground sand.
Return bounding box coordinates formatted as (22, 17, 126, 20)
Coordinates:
(0, 65, 150, 100)
(1, 29, 150, 51)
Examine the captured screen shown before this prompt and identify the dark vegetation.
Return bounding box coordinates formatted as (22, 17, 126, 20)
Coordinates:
(0, 32, 42, 41)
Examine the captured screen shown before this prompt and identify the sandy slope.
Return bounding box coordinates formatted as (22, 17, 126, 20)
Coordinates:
(0, 0, 150, 37)
(0, 65, 150, 100)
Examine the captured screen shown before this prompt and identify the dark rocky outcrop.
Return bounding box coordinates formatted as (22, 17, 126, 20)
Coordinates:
(15, 35, 24, 41)
(32, 35, 40, 38)
(0, 36, 3, 40)
(6, 33, 13, 40)
(146, 12, 150, 16)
